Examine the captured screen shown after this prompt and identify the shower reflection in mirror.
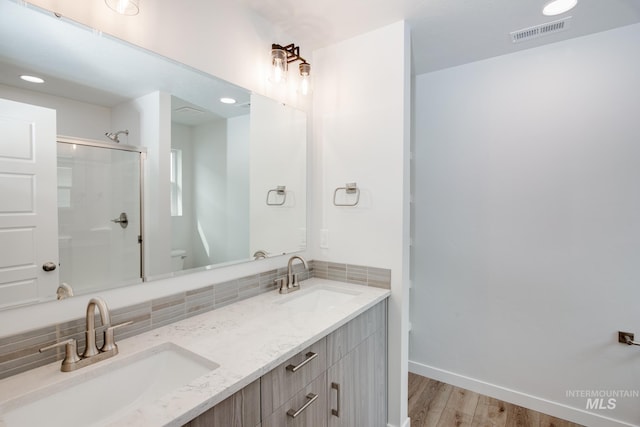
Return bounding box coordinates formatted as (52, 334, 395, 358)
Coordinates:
(57, 139, 145, 295)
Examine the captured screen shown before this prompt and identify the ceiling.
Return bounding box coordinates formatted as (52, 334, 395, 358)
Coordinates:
(0, 0, 250, 118)
(240, 0, 640, 74)
(1, 0, 639, 108)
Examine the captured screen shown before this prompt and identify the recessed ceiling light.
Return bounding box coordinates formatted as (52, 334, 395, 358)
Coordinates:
(105, 0, 139, 16)
(220, 97, 236, 104)
(20, 75, 45, 84)
(543, 0, 577, 16)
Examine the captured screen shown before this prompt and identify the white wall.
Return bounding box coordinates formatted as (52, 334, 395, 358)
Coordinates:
(226, 115, 251, 261)
(171, 117, 250, 268)
(0, 83, 110, 140)
(193, 119, 228, 265)
(170, 122, 195, 268)
(249, 93, 307, 257)
(311, 21, 411, 427)
(411, 23, 640, 427)
(112, 91, 172, 278)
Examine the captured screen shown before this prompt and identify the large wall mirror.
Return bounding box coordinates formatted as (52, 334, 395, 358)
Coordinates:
(0, 0, 306, 309)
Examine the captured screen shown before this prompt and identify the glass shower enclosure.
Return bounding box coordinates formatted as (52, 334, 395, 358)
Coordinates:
(57, 138, 144, 295)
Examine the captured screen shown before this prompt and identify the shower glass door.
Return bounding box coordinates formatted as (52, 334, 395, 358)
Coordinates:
(57, 140, 143, 295)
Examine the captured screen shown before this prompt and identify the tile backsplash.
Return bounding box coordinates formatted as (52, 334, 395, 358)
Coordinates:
(0, 260, 390, 380)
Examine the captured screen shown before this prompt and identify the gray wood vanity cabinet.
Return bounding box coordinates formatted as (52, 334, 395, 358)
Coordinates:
(262, 299, 388, 427)
(326, 300, 387, 427)
(261, 339, 329, 426)
(183, 378, 261, 427)
(184, 299, 387, 427)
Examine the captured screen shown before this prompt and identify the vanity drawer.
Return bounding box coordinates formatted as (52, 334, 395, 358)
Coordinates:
(261, 338, 327, 418)
(262, 372, 327, 427)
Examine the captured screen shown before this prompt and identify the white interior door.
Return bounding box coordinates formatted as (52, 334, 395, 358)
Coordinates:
(0, 98, 58, 308)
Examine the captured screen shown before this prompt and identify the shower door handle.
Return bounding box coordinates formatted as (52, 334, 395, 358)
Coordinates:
(111, 212, 129, 229)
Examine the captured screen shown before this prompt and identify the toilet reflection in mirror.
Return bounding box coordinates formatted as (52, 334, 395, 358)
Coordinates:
(170, 249, 187, 272)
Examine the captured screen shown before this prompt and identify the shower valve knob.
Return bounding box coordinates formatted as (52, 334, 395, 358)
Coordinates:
(111, 212, 129, 229)
(42, 262, 57, 272)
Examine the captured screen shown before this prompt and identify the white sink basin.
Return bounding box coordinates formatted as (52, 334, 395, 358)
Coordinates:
(277, 286, 361, 311)
(1, 342, 218, 427)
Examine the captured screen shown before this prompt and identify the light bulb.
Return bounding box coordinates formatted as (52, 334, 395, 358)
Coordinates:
(298, 62, 311, 96)
(270, 47, 287, 84)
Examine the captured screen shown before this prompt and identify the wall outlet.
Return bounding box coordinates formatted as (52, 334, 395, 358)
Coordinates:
(618, 331, 634, 344)
(299, 228, 307, 247)
(320, 229, 329, 249)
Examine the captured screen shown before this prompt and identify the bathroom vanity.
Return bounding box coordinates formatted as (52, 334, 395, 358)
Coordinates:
(186, 297, 387, 427)
(0, 279, 389, 426)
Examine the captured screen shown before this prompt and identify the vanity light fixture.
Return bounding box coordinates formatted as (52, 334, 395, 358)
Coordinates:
(270, 43, 312, 95)
(299, 62, 311, 96)
(542, 0, 577, 16)
(220, 97, 237, 104)
(20, 75, 44, 84)
(105, 0, 140, 16)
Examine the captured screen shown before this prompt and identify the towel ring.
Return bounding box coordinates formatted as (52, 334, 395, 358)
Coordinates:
(333, 182, 360, 207)
(266, 185, 287, 206)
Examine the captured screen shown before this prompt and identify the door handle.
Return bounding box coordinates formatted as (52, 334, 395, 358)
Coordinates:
(42, 262, 57, 272)
(331, 382, 340, 417)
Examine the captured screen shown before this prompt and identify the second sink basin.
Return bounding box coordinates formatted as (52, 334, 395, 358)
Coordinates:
(1, 342, 218, 427)
(277, 286, 361, 311)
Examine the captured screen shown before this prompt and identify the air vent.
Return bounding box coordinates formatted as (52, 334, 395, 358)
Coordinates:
(173, 106, 204, 115)
(510, 17, 571, 43)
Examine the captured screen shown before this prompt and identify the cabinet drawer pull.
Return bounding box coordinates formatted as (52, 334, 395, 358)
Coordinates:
(287, 393, 318, 418)
(331, 382, 340, 417)
(286, 351, 318, 372)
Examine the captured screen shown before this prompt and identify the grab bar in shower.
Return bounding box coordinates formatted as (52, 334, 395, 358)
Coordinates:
(266, 186, 287, 206)
(333, 182, 360, 207)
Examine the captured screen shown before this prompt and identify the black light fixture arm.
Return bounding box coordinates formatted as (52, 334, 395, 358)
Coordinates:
(272, 43, 309, 65)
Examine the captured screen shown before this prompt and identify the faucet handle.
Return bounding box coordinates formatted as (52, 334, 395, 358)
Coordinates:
(101, 321, 133, 352)
(275, 277, 286, 292)
(291, 273, 300, 287)
(39, 338, 81, 371)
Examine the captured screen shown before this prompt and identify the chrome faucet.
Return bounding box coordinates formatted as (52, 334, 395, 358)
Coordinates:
(276, 255, 308, 294)
(39, 297, 131, 372)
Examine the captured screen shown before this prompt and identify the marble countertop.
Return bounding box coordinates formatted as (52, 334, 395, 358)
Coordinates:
(0, 279, 390, 426)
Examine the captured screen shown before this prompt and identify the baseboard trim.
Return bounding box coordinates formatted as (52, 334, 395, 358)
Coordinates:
(409, 361, 637, 427)
(387, 417, 411, 427)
